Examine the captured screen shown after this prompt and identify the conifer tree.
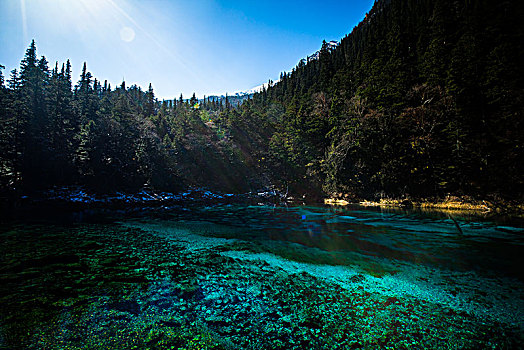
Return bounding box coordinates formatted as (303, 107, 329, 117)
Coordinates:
(16, 41, 53, 187)
(0, 64, 5, 88)
(145, 83, 155, 117)
(190, 92, 197, 107)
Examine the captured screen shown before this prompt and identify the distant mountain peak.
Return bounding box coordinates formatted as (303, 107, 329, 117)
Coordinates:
(232, 83, 268, 96)
(232, 80, 281, 97)
(306, 40, 339, 63)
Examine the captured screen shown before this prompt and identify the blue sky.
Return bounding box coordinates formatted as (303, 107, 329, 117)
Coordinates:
(0, 0, 374, 99)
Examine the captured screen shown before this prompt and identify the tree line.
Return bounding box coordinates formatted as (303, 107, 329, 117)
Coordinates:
(1, 0, 523, 201)
(0, 41, 263, 194)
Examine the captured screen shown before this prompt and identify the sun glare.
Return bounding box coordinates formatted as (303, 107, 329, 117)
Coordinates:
(20, 0, 28, 40)
(14, 0, 204, 94)
(120, 26, 135, 42)
(77, 0, 111, 15)
(22, 0, 144, 46)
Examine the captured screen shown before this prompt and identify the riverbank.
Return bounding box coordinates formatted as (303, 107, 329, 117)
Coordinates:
(5, 186, 522, 217)
(0, 186, 285, 218)
(325, 195, 524, 217)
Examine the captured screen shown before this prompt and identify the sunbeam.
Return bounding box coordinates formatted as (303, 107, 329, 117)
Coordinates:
(20, 0, 28, 42)
(104, 0, 206, 86)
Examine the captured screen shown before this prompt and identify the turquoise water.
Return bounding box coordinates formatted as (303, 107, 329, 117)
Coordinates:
(140, 203, 524, 280)
(1, 203, 523, 348)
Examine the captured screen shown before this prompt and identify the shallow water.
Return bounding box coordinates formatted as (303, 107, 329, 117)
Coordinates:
(1, 203, 523, 349)
(150, 203, 524, 280)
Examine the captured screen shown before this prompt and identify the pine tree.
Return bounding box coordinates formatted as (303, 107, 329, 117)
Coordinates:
(225, 94, 230, 110)
(7, 69, 21, 90)
(46, 60, 76, 183)
(76, 62, 94, 121)
(190, 92, 197, 107)
(65, 60, 72, 90)
(0, 64, 5, 88)
(145, 83, 155, 117)
(0, 64, 13, 189)
(16, 40, 53, 188)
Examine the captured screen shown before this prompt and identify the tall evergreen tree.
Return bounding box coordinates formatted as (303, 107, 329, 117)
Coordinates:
(145, 83, 155, 117)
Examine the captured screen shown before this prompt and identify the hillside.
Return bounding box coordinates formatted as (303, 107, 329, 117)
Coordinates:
(1, 0, 523, 202)
(232, 0, 524, 200)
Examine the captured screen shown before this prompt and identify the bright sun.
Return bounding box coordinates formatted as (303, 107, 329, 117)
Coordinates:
(120, 26, 135, 42)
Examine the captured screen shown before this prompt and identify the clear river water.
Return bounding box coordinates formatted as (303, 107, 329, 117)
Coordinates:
(1, 201, 523, 349)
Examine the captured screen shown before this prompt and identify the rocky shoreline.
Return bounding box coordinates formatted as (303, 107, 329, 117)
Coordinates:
(5, 186, 522, 219)
(0, 186, 288, 222)
(325, 195, 524, 217)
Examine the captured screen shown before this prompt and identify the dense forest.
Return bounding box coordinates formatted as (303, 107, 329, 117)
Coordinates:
(0, 40, 265, 194)
(235, 0, 524, 200)
(1, 0, 523, 201)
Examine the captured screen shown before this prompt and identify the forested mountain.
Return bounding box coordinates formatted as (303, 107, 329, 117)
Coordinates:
(233, 0, 524, 200)
(1, 0, 523, 201)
